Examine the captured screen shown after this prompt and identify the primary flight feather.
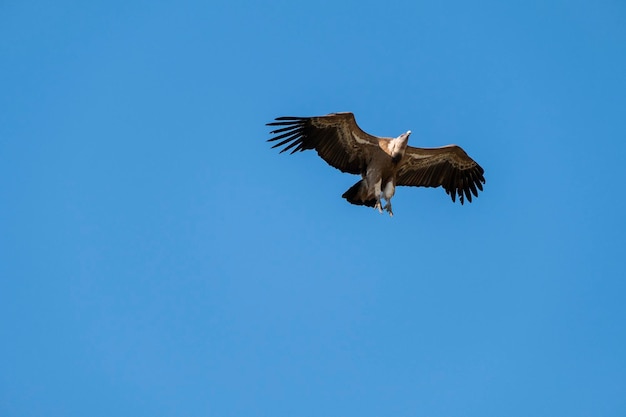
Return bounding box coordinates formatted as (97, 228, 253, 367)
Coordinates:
(267, 112, 485, 216)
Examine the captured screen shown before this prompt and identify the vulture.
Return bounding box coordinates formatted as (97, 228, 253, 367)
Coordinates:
(267, 112, 485, 216)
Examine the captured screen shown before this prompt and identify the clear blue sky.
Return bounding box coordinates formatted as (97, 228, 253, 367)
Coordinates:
(2, 1, 625, 416)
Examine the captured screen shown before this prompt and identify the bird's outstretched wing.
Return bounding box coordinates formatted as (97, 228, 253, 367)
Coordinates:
(396, 145, 485, 204)
(267, 112, 380, 175)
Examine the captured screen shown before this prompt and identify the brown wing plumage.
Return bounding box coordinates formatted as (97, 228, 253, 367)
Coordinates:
(266, 112, 380, 175)
(396, 145, 485, 204)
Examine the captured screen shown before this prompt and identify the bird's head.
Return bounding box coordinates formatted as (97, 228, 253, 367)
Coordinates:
(397, 130, 411, 147)
(390, 131, 411, 162)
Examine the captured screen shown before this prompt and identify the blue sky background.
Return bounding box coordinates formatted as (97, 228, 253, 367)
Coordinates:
(2, 1, 626, 416)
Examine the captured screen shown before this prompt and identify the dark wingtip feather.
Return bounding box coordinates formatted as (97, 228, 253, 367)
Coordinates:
(266, 117, 307, 127)
(463, 177, 472, 202)
(268, 125, 300, 134)
(469, 181, 478, 197)
(274, 116, 307, 121)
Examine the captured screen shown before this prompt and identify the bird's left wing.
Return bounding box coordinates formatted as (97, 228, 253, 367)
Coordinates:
(396, 145, 485, 204)
(267, 112, 380, 175)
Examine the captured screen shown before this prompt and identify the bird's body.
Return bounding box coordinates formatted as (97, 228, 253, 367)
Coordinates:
(267, 112, 485, 216)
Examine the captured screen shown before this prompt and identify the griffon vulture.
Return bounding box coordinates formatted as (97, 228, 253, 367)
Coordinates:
(267, 112, 485, 216)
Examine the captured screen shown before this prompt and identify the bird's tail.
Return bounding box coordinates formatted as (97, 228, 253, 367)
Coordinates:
(342, 180, 376, 207)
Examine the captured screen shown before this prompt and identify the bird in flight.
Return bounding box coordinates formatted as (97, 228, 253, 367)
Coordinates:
(267, 112, 485, 216)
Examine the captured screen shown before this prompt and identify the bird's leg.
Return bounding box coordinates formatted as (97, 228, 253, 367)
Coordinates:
(374, 195, 383, 213)
(373, 179, 383, 213)
(374, 199, 383, 213)
(383, 201, 393, 217)
(382, 181, 395, 217)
